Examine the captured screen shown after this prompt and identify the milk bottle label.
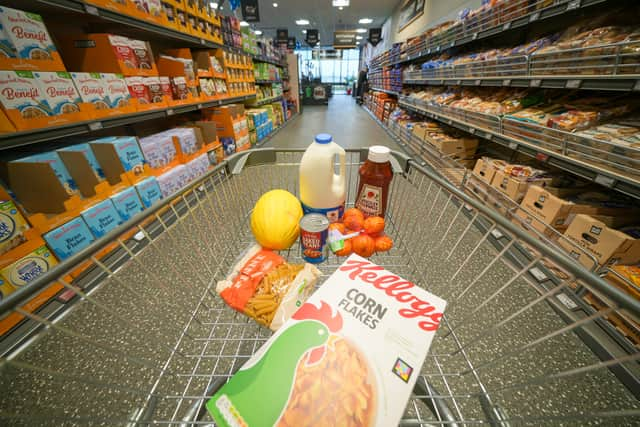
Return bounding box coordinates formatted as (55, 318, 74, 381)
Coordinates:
(301, 203, 344, 224)
(356, 184, 382, 216)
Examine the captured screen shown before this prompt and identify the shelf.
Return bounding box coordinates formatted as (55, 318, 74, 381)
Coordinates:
(0, 95, 256, 150)
(403, 75, 640, 92)
(397, 97, 640, 200)
(252, 55, 287, 67)
(369, 87, 400, 96)
(245, 95, 284, 107)
(255, 80, 283, 85)
(393, 0, 609, 66)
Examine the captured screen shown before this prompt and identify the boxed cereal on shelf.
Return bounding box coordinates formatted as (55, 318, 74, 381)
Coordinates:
(0, 199, 29, 255)
(43, 216, 95, 260)
(110, 186, 144, 221)
(185, 152, 210, 180)
(33, 71, 82, 116)
(71, 72, 111, 111)
(90, 136, 146, 185)
(207, 254, 446, 427)
(58, 142, 105, 180)
(11, 151, 77, 194)
(139, 132, 178, 169)
(134, 176, 162, 208)
(0, 245, 58, 289)
(0, 70, 52, 121)
(101, 73, 132, 109)
(81, 198, 122, 238)
(126, 76, 152, 104)
(157, 165, 191, 197)
(0, 6, 57, 61)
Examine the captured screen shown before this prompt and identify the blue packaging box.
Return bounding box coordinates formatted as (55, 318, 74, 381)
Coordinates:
(58, 143, 105, 179)
(43, 216, 95, 260)
(111, 186, 144, 221)
(81, 199, 122, 238)
(135, 176, 163, 208)
(91, 136, 145, 172)
(12, 151, 77, 192)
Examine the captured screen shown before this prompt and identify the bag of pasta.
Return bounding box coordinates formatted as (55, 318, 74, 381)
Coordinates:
(216, 244, 321, 330)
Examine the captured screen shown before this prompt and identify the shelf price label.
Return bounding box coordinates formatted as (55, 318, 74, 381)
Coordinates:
(535, 152, 549, 162)
(567, 0, 581, 10)
(468, 127, 476, 134)
(485, 132, 493, 140)
(594, 174, 616, 188)
(530, 79, 542, 87)
(197, 103, 203, 109)
(84, 4, 99, 15)
(475, 79, 482, 86)
(167, 109, 175, 116)
(508, 142, 518, 150)
(529, 12, 540, 22)
(503, 22, 511, 30)
(502, 79, 511, 86)
(565, 79, 581, 89)
(88, 121, 103, 131)
(472, 33, 478, 40)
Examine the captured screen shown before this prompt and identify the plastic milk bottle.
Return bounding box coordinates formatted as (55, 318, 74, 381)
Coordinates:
(299, 133, 346, 223)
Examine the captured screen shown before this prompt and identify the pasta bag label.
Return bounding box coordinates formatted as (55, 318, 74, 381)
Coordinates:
(208, 254, 447, 427)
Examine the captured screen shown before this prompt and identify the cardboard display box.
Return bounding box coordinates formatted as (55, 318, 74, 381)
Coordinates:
(559, 214, 640, 268)
(473, 158, 507, 185)
(491, 170, 552, 203)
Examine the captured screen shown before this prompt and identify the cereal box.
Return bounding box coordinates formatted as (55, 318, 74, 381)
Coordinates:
(58, 142, 105, 179)
(0, 199, 29, 255)
(101, 73, 131, 109)
(110, 187, 144, 221)
(157, 165, 191, 197)
(0, 20, 17, 58)
(135, 176, 162, 208)
(1, 245, 58, 288)
(170, 76, 189, 100)
(81, 199, 122, 238)
(130, 39, 154, 70)
(186, 153, 210, 180)
(43, 216, 95, 260)
(0, 70, 51, 118)
(33, 71, 82, 116)
(0, 6, 56, 60)
(108, 34, 138, 70)
(208, 255, 447, 427)
(144, 76, 163, 103)
(126, 76, 151, 104)
(71, 72, 111, 111)
(139, 133, 177, 169)
(12, 151, 77, 193)
(159, 76, 172, 98)
(90, 136, 145, 173)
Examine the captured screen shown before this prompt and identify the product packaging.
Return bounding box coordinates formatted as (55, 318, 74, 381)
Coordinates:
(134, 176, 162, 208)
(43, 216, 95, 260)
(0, 245, 58, 288)
(110, 186, 144, 221)
(81, 199, 122, 238)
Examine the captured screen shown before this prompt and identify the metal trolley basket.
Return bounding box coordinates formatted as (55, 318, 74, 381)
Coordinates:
(0, 149, 638, 426)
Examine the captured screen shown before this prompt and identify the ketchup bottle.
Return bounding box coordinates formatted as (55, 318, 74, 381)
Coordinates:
(355, 146, 393, 217)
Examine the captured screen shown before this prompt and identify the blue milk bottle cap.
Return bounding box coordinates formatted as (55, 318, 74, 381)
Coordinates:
(315, 133, 332, 144)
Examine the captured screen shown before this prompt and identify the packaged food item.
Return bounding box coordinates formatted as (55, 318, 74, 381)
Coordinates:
(157, 165, 191, 196)
(33, 71, 81, 115)
(0, 70, 51, 119)
(170, 76, 189, 100)
(43, 216, 95, 260)
(215, 244, 321, 330)
(185, 153, 210, 180)
(355, 145, 393, 218)
(110, 187, 144, 221)
(108, 34, 138, 70)
(0, 200, 29, 255)
(159, 76, 172, 98)
(71, 72, 111, 110)
(126, 76, 151, 104)
(101, 73, 131, 109)
(208, 254, 446, 427)
(90, 136, 145, 174)
(134, 176, 162, 208)
(12, 151, 77, 194)
(81, 199, 122, 238)
(0, 245, 58, 288)
(0, 20, 17, 58)
(0, 6, 56, 60)
(139, 132, 177, 168)
(130, 39, 154, 70)
(144, 76, 164, 103)
(300, 213, 329, 263)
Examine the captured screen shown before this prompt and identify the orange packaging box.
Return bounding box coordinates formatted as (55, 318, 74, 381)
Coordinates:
(58, 33, 159, 77)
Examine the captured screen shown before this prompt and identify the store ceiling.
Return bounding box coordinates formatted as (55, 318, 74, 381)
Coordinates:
(225, 0, 400, 47)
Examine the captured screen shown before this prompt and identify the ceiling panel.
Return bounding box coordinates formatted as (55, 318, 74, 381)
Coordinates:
(218, 0, 400, 47)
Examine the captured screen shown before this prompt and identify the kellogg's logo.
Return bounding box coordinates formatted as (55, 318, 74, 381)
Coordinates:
(339, 259, 443, 331)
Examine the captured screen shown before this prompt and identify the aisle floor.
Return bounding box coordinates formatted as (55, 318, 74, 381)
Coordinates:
(264, 95, 403, 150)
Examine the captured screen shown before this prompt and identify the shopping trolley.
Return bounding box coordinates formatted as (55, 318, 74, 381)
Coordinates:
(0, 148, 638, 426)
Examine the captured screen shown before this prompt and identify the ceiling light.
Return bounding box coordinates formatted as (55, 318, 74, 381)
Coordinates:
(359, 18, 373, 24)
(219, 6, 223, 10)
(302, 29, 307, 34)
(332, 0, 349, 6)
(272, 2, 278, 6)
(254, 30, 262, 35)
(338, 6, 343, 10)
(356, 36, 363, 40)
(240, 21, 249, 27)
(210, 2, 218, 9)
(355, 28, 367, 33)
(295, 19, 310, 25)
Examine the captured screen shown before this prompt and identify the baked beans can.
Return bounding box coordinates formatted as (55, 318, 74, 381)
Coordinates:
(300, 213, 329, 264)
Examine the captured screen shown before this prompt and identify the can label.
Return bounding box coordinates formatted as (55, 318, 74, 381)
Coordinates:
(301, 202, 344, 223)
(300, 229, 328, 264)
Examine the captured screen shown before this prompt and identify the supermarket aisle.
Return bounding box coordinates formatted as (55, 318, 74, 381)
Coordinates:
(265, 95, 403, 150)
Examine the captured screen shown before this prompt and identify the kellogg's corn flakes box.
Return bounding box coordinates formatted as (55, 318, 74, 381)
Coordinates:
(207, 254, 447, 427)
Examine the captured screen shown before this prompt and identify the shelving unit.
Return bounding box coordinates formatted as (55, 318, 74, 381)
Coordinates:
(245, 95, 284, 107)
(369, 87, 400, 96)
(255, 79, 283, 84)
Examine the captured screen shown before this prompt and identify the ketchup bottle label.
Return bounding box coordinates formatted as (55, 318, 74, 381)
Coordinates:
(356, 184, 383, 216)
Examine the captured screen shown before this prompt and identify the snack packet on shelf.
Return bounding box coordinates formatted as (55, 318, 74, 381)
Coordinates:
(216, 244, 321, 330)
